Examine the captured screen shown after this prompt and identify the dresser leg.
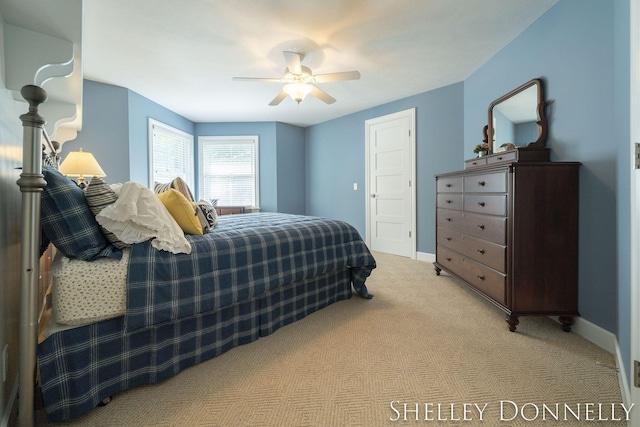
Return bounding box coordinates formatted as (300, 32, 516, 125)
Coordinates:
(505, 314, 519, 332)
(558, 316, 574, 332)
(434, 265, 441, 276)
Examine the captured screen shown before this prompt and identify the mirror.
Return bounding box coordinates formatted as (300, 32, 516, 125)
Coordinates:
(487, 78, 547, 153)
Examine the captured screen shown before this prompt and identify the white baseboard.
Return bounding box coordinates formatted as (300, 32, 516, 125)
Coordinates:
(417, 251, 631, 416)
(613, 339, 633, 427)
(417, 251, 435, 263)
(549, 316, 632, 417)
(552, 315, 616, 353)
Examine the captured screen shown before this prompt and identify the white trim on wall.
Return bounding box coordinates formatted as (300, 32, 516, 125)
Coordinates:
(364, 108, 417, 259)
(630, 0, 640, 424)
(197, 135, 260, 208)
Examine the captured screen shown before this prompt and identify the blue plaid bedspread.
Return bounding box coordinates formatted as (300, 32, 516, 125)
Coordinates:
(125, 213, 376, 332)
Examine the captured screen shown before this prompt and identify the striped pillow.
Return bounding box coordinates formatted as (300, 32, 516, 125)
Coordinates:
(154, 177, 195, 202)
(154, 177, 211, 232)
(85, 177, 130, 249)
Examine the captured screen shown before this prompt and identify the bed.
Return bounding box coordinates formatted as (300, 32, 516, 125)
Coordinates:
(17, 85, 376, 423)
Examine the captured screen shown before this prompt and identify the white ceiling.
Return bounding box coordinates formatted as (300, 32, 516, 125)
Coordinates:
(82, 0, 558, 127)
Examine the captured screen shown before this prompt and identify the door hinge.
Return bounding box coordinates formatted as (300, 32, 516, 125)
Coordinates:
(634, 360, 640, 387)
(409, 231, 412, 238)
(635, 143, 640, 169)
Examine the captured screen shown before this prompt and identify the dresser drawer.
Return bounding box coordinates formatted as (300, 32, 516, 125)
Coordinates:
(456, 256, 506, 305)
(436, 244, 463, 270)
(437, 227, 506, 272)
(463, 171, 507, 193)
(437, 176, 463, 193)
(437, 209, 464, 232)
(487, 150, 517, 164)
(437, 245, 506, 305)
(464, 194, 507, 216)
(465, 157, 487, 168)
(460, 212, 507, 244)
(437, 194, 463, 210)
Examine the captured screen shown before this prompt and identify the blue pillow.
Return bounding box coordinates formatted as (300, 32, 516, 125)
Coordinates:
(41, 167, 121, 260)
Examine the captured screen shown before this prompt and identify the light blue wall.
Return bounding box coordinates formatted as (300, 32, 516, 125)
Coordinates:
(62, 80, 195, 186)
(464, 0, 618, 332)
(305, 82, 463, 246)
(127, 90, 195, 186)
(493, 109, 514, 147)
(195, 122, 278, 211)
(62, 80, 130, 183)
(72, 83, 306, 215)
(275, 122, 305, 214)
(514, 121, 537, 145)
(194, 122, 306, 214)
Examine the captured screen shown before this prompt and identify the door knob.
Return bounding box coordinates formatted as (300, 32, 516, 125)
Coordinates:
(371, 194, 377, 198)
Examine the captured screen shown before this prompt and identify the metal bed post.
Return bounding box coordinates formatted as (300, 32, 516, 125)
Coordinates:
(17, 85, 47, 427)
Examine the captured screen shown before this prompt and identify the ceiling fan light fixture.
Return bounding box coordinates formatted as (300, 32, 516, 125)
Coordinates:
(284, 82, 313, 103)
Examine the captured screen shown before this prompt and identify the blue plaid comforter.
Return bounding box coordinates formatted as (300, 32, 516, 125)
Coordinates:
(125, 213, 376, 332)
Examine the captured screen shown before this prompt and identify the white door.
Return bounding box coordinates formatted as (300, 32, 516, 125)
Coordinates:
(365, 109, 416, 258)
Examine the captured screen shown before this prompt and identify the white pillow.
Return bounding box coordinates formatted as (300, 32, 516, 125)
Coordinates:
(96, 181, 191, 254)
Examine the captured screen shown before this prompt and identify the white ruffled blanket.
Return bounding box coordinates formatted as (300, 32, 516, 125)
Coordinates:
(96, 181, 191, 254)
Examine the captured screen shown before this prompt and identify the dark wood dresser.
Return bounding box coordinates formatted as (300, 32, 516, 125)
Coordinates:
(434, 153, 580, 332)
(214, 206, 246, 215)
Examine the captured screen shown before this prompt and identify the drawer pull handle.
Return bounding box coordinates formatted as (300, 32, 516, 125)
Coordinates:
(478, 181, 486, 186)
(477, 224, 485, 230)
(477, 275, 485, 281)
(445, 257, 452, 262)
(445, 237, 452, 241)
(497, 156, 503, 160)
(478, 201, 485, 207)
(477, 249, 485, 254)
(446, 199, 452, 204)
(446, 217, 452, 222)
(446, 183, 452, 187)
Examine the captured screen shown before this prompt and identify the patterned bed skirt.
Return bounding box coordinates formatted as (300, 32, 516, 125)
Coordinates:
(38, 268, 352, 422)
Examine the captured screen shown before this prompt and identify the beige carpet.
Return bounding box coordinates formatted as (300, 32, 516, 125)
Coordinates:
(37, 252, 626, 426)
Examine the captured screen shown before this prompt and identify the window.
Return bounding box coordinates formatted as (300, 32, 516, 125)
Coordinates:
(198, 136, 259, 207)
(148, 119, 194, 189)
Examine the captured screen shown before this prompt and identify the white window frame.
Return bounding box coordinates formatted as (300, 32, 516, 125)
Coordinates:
(197, 135, 260, 208)
(148, 118, 194, 189)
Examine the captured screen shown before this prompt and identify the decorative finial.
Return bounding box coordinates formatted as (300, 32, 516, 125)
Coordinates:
(19, 85, 48, 128)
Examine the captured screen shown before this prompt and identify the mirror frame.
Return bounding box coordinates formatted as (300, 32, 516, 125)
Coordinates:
(487, 78, 547, 153)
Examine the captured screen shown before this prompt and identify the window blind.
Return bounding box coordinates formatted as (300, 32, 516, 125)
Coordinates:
(199, 137, 259, 207)
(149, 119, 194, 189)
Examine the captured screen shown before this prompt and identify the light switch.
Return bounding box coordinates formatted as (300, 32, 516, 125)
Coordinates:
(353, 183, 358, 190)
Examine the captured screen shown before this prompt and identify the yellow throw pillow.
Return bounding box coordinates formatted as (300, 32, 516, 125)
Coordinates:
(156, 189, 203, 235)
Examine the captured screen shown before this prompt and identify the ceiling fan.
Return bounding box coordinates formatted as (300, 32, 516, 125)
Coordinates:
(232, 51, 361, 106)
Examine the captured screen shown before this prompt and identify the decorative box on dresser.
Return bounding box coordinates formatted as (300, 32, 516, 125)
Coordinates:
(434, 78, 580, 332)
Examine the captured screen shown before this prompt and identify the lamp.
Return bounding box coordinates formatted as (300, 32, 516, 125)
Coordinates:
(59, 148, 106, 188)
(284, 82, 313, 103)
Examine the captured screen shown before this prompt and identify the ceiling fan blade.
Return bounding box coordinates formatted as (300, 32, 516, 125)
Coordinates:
(283, 51, 302, 75)
(269, 90, 289, 106)
(233, 77, 283, 83)
(313, 71, 361, 83)
(310, 86, 336, 104)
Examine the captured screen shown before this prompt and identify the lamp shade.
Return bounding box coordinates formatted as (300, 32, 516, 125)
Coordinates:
(59, 148, 105, 186)
(284, 83, 313, 103)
